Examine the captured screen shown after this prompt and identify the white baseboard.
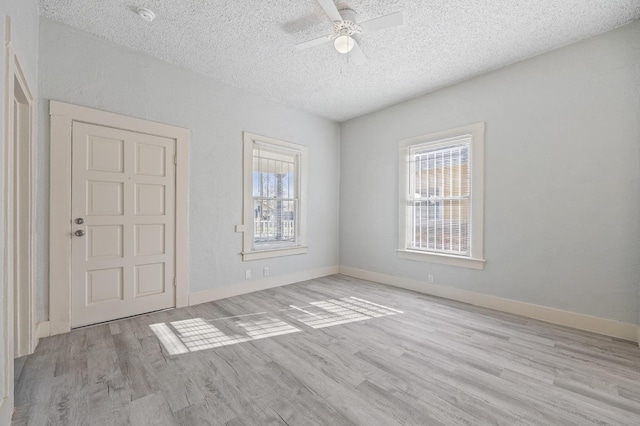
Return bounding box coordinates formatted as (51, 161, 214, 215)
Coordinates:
(48, 320, 71, 337)
(36, 321, 51, 339)
(30, 321, 52, 354)
(189, 265, 340, 306)
(0, 396, 13, 426)
(339, 266, 639, 343)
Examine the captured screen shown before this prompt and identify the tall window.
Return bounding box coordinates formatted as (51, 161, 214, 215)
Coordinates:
(410, 141, 470, 254)
(398, 123, 485, 269)
(242, 133, 307, 261)
(253, 142, 298, 248)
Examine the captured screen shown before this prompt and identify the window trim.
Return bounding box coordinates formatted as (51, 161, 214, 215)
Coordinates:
(397, 122, 485, 270)
(241, 132, 308, 261)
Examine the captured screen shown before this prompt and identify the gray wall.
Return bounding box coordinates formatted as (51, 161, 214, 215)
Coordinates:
(0, 0, 39, 401)
(340, 21, 640, 325)
(37, 19, 341, 322)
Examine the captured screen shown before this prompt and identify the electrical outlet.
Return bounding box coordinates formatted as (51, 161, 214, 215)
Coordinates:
(263, 267, 269, 277)
(245, 270, 251, 279)
(428, 274, 434, 283)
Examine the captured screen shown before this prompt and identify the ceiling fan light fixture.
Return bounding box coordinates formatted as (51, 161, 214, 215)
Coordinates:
(334, 35, 355, 53)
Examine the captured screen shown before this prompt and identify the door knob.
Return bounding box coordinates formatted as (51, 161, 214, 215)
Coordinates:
(75, 218, 84, 224)
(75, 230, 85, 237)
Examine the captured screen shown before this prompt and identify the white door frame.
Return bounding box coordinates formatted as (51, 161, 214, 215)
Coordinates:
(49, 101, 190, 335)
(10, 29, 35, 360)
(2, 15, 36, 423)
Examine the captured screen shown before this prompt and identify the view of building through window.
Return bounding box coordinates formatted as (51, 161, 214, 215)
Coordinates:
(252, 142, 300, 249)
(408, 139, 471, 256)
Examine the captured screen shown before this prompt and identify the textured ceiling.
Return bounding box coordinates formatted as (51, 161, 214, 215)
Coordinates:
(38, 0, 640, 122)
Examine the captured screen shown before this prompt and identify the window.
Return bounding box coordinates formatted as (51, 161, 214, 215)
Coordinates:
(398, 123, 485, 269)
(241, 132, 307, 260)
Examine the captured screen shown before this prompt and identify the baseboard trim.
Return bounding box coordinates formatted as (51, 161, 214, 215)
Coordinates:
(339, 266, 639, 343)
(0, 396, 13, 426)
(49, 320, 71, 337)
(189, 265, 340, 306)
(36, 321, 51, 339)
(30, 321, 52, 354)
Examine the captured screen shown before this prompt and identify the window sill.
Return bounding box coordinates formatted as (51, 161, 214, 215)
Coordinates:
(397, 249, 485, 270)
(242, 246, 308, 261)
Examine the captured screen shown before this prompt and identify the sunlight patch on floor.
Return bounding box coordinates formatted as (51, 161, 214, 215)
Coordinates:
(150, 297, 402, 355)
(283, 297, 403, 329)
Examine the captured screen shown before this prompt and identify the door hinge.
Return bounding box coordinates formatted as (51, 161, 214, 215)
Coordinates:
(174, 155, 177, 165)
(173, 277, 177, 287)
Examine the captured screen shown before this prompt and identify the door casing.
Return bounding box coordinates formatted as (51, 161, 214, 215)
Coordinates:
(2, 15, 36, 423)
(49, 101, 190, 335)
(11, 43, 34, 359)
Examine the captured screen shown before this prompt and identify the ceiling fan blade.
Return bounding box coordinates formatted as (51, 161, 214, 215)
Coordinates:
(296, 34, 332, 50)
(360, 11, 403, 33)
(316, 0, 343, 22)
(348, 39, 366, 64)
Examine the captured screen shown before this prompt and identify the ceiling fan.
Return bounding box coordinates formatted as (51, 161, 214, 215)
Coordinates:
(296, 0, 403, 63)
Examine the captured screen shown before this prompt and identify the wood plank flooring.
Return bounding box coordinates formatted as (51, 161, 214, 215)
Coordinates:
(12, 274, 640, 425)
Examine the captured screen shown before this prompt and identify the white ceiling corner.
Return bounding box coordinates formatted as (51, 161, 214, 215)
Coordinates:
(38, 0, 640, 122)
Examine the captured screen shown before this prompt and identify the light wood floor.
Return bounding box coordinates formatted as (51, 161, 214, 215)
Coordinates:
(13, 275, 640, 425)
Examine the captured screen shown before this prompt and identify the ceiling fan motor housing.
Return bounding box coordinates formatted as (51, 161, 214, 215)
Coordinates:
(334, 8, 362, 37)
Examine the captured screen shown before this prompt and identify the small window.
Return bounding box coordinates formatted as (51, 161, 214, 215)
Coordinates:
(242, 132, 307, 261)
(398, 123, 485, 269)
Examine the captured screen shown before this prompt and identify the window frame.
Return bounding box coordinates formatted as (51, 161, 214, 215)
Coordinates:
(241, 132, 308, 261)
(397, 122, 486, 270)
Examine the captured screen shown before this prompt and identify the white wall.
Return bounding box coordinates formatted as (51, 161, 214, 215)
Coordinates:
(340, 21, 640, 325)
(0, 0, 39, 408)
(35, 16, 640, 330)
(37, 19, 341, 322)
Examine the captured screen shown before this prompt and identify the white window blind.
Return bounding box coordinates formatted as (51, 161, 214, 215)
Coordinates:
(252, 142, 300, 249)
(408, 136, 471, 256)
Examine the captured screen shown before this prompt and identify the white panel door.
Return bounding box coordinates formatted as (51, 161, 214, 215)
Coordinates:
(71, 122, 176, 327)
